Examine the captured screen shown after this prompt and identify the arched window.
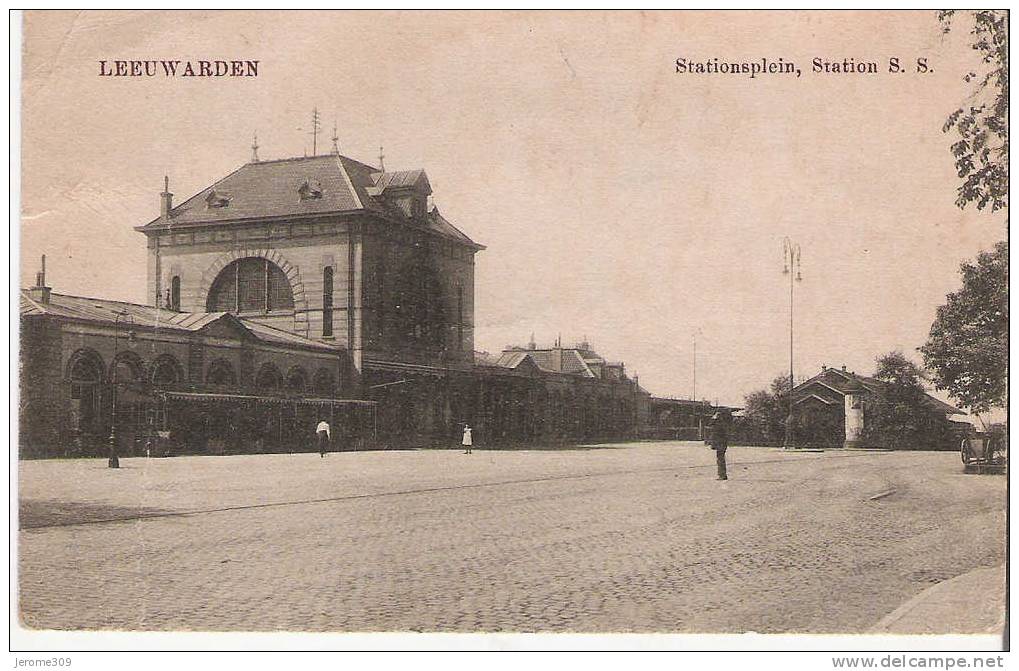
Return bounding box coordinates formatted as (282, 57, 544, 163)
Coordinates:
(150, 355, 183, 386)
(206, 359, 236, 386)
(255, 363, 283, 391)
(206, 257, 294, 314)
(110, 352, 143, 384)
(322, 266, 334, 337)
(68, 350, 105, 433)
(286, 367, 308, 393)
(170, 275, 181, 311)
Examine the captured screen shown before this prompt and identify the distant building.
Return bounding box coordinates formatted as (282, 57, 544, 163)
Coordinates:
(793, 365, 966, 448)
(641, 397, 729, 441)
(20, 151, 646, 457)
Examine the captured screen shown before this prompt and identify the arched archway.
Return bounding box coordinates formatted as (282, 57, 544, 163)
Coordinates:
(150, 355, 184, 386)
(66, 349, 105, 436)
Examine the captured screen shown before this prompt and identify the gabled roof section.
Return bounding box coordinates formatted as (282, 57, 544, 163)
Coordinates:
(794, 366, 965, 416)
(20, 291, 340, 353)
(795, 393, 837, 406)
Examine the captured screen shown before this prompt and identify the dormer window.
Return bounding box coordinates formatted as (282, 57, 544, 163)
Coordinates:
(298, 179, 323, 201)
(205, 190, 231, 209)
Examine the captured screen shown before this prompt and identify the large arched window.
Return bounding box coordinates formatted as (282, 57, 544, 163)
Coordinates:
(206, 257, 294, 314)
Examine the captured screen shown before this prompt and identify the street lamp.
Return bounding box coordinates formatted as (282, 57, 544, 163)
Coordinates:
(108, 309, 135, 468)
(782, 237, 803, 449)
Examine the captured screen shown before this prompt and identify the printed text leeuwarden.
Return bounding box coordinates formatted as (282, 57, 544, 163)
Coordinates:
(98, 60, 259, 77)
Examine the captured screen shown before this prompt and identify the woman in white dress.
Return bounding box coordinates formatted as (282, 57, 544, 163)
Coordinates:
(462, 424, 473, 454)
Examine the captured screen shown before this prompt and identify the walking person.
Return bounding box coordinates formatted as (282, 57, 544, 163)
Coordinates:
(709, 409, 732, 480)
(316, 418, 330, 458)
(462, 424, 473, 454)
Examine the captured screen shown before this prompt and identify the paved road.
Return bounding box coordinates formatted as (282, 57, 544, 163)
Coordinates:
(17, 443, 1006, 633)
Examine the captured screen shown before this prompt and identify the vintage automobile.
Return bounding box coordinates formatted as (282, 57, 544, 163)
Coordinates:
(961, 431, 1007, 473)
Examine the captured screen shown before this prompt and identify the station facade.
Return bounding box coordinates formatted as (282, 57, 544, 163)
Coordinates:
(20, 150, 648, 457)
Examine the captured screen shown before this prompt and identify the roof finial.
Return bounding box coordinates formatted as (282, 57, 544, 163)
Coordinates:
(378, 145, 386, 172)
(331, 121, 340, 155)
(251, 131, 260, 163)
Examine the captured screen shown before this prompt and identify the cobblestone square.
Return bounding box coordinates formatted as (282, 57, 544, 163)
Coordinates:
(17, 443, 1006, 633)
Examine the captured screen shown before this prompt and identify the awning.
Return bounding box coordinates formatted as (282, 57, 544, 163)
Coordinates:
(157, 391, 377, 406)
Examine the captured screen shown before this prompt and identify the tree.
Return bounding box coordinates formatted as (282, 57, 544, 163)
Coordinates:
(939, 10, 1008, 212)
(920, 241, 1008, 414)
(740, 374, 791, 446)
(861, 352, 953, 450)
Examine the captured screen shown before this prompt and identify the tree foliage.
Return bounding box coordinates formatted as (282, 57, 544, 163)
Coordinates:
(939, 10, 1008, 212)
(861, 352, 954, 450)
(920, 241, 1008, 413)
(739, 374, 790, 446)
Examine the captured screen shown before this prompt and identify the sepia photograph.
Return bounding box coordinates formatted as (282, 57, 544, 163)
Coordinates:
(11, 9, 1009, 654)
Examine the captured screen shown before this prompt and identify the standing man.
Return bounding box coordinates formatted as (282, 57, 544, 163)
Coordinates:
(316, 418, 331, 458)
(709, 409, 732, 480)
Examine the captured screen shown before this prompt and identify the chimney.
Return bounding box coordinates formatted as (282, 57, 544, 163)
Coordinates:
(528, 333, 536, 350)
(160, 176, 173, 220)
(29, 255, 51, 303)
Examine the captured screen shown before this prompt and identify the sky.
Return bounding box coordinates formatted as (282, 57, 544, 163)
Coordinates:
(18, 10, 1006, 409)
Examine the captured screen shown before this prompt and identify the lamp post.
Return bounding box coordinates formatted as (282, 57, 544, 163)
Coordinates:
(782, 237, 802, 449)
(108, 309, 135, 468)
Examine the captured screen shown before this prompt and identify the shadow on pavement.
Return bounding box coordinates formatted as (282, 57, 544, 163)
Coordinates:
(19, 499, 177, 530)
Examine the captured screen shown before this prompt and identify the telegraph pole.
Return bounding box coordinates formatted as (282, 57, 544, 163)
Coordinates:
(311, 108, 320, 155)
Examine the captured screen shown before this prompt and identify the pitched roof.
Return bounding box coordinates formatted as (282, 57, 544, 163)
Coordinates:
(142, 155, 367, 227)
(137, 154, 483, 249)
(496, 347, 601, 378)
(495, 351, 531, 369)
(20, 291, 339, 353)
(795, 367, 965, 416)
